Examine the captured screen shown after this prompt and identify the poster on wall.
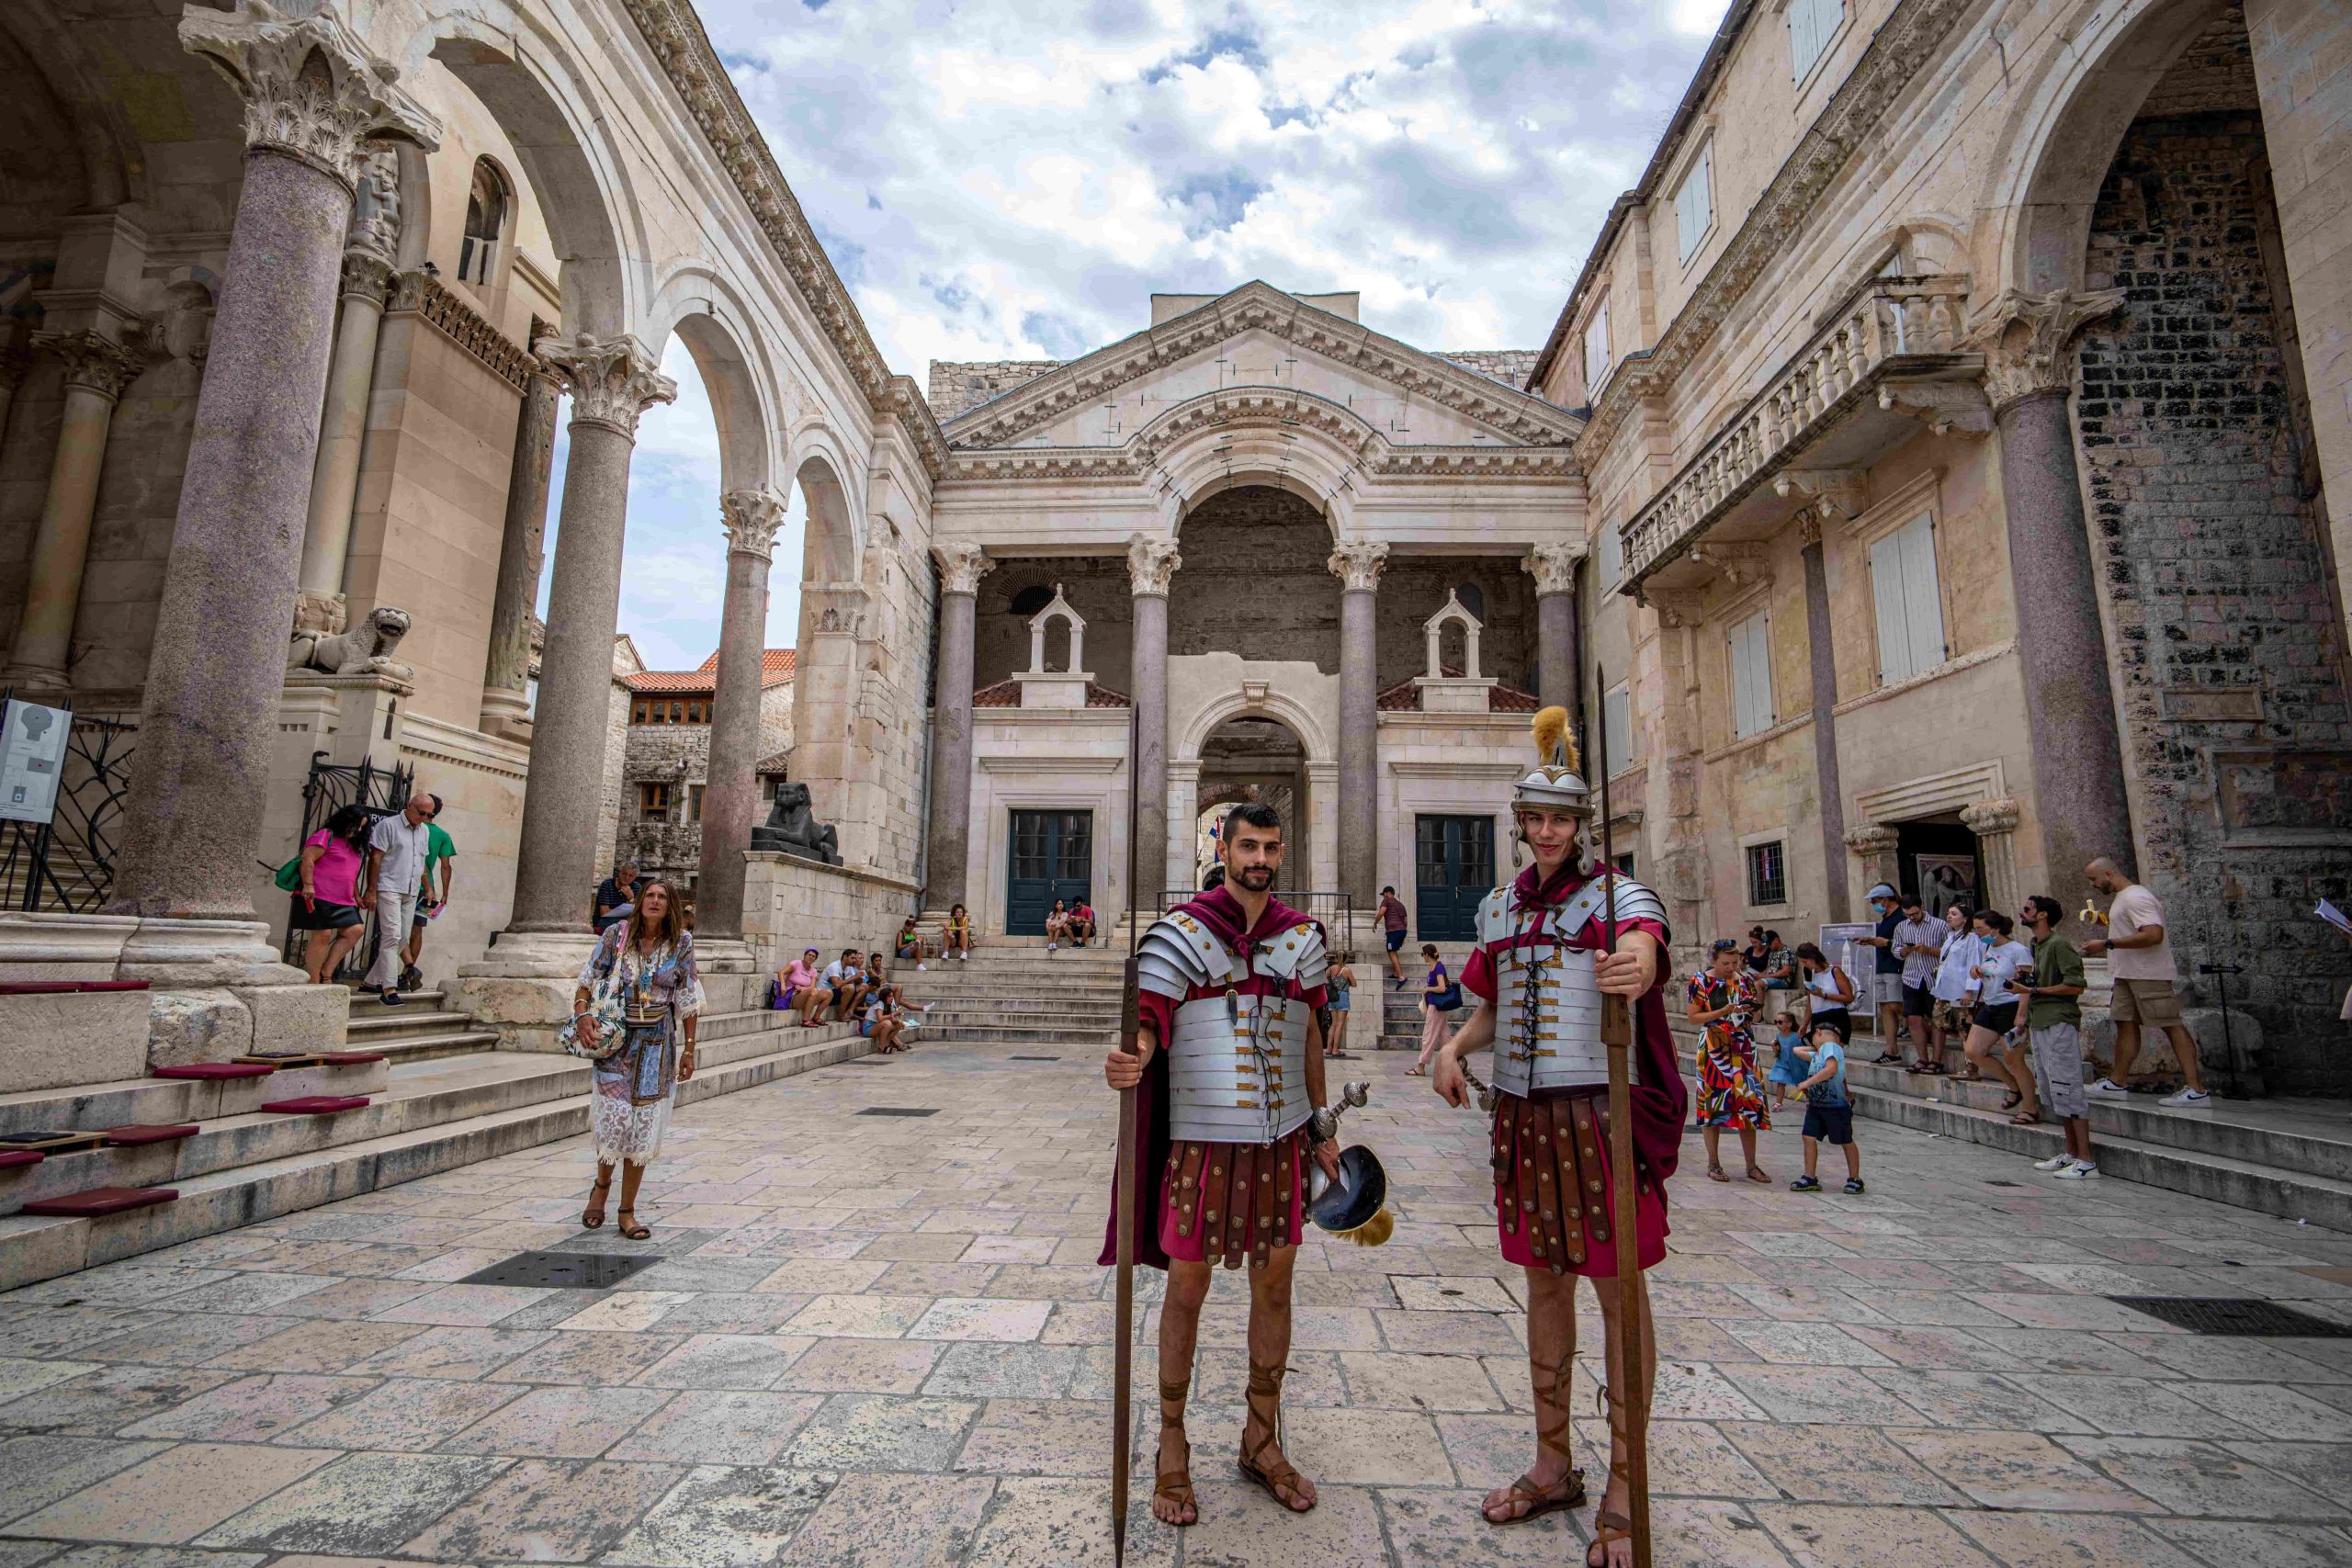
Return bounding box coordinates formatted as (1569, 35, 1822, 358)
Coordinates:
(1915, 854, 1977, 920)
(0, 700, 69, 825)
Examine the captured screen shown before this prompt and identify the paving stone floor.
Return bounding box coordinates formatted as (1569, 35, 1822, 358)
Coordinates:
(5, 1041, 2352, 1566)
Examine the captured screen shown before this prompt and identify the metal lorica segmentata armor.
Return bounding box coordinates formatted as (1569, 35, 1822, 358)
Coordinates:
(1137, 909, 1328, 1145)
(1479, 874, 1668, 1100)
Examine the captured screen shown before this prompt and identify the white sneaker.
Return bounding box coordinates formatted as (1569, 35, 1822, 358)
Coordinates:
(2159, 1089, 2211, 1109)
(2031, 1154, 2075, 1172)
(2053, 1161, 2101, 1179)
(2086, 1078, 2131, 1096)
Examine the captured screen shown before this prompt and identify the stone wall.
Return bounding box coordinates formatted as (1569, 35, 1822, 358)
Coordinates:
(1170, 487, 1341, 671)
(1438, 350, 1542, 389)
(2079, 101, 2352, 1090)
(741, 852, 923, 976)
(1374, 556, 1536, 694)
(928, 360, 1064, 423)
(975, 557, 1136, 694)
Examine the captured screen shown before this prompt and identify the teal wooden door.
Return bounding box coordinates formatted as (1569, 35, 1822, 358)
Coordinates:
(1415, 815, 1494, 942)
(1007, 809, 1092, 934)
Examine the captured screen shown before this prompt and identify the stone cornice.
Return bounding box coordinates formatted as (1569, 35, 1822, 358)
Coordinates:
(1573, 0, 1977, 462)
(615, 0, 948, 477)
(945, 282, 1583, 450)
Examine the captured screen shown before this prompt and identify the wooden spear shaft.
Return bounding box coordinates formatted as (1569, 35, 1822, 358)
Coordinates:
(1110, 697, 1143, 1565)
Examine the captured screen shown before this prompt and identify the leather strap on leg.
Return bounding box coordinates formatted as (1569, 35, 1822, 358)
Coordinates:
(1240, 1363, 1304, 1497)
(1155, 1376, 1195, 1518)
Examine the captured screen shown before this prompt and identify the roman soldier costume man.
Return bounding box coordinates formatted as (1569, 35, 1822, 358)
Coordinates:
(1432, 707, 1684, 1568)
(1102, 801, 1342, 1527)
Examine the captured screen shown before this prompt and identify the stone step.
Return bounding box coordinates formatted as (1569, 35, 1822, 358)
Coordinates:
(0, 1028, 875, 1292)
(0, 1058, 392, 1143)
(346, 1008, 472, 1039)
(368, 1029, 504, 1065)
(918, 1023, 1121, 1044)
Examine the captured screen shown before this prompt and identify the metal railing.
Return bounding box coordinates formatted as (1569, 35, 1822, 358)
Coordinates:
(1150, 887, 1357, 943)
(0, 694, 134, 914)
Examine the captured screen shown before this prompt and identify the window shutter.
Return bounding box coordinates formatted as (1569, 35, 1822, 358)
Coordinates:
(1788, 0, 1818, 77)
(1604, 684, 1633, 769)
(1869, 528, 1910, 683)
(1729, 612, 1771, 737)
(1900, 516, 1946, 676)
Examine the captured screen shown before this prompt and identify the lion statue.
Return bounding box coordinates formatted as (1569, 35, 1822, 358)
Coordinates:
(752, 780, 842, 865)
(290, 604, 414, 682)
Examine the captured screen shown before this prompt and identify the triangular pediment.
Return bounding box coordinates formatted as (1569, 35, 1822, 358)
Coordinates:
(943, 282, 1581, 451)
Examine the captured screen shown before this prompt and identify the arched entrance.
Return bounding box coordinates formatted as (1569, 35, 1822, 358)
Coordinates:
(1195, 715, 1308, 895)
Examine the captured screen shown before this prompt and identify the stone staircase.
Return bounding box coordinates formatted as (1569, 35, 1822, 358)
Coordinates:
(895, 937, 1125, 1052)
(1371, 943, 1475, 1050)
(0, 980, 873, 1292)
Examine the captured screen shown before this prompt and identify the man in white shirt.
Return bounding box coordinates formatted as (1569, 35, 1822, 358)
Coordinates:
(2083, 858, 2209, 1108)
(820, 949, 871, 1022)
(1892, 895, 1947, 1073)
(362, 792, 436, 1002)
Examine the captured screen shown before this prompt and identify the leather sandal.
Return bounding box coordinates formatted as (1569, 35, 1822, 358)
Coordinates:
(1154, 1377, 1196, 1527)
(581, 1176, 611, 1230)
(615, 1208, 651, 1241)
(1706, 1164, 1729, 1182)
(1485, 1353, 1585, 1526)
(1238, 1363, 1314, 1512)
(1589, 1382, 1639, 1567)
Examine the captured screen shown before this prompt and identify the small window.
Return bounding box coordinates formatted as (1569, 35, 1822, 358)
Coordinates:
(458, 158, 509, 288)
(1747, 840, 1788, 907)
(1009, 584, 1055, 618)
(638, 782, 671, 817)
(1598, 520, 1624, 589)
(1602, 682, 1634, 773)
(1727, 609, 1773, 738)
(688, 784, 706, 823)
(685, 699, 708, 725)
(1582, 302, 1611, 397)
(1675, 142, 1713, 265)
(1787, 0, 1845, 81)
(630, 698, 650, 725)
(1869, 513, 1948, 685)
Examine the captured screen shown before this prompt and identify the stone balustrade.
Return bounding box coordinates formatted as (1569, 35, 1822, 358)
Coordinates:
(1620, 275, 1977, 588)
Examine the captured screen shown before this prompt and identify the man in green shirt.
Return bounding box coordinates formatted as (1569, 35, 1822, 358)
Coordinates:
(2015, 894, 2095, 1179)
(399, 796, 455, 990)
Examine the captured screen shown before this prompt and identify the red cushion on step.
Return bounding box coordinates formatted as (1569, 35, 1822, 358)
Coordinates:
(319, 1051, 387, 1066)
(0, 1149, 43, 1170)
(153, 1063, 277, 1080)
(258, 1095, 370, 1115)
(0, 980, 149, 994)
(21, 1185, 177, 1216)
(99, 1124, 198, 1147)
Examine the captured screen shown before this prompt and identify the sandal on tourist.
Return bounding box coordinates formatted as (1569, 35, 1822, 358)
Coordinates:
(1237, 1363, 1315, 1512)
(1746, 1165, 1771, 1185)
(1485, 1355, 1585, 1526)
(2000, 1090, 2022, 1111)
(2008, 1111, 2041, 1126)
(615, 1208, 652, 1241)
(1706, 1163, 1729, 1182)
(1154, 1377, 1197, 1527)
(581, 1176, 611, 1230)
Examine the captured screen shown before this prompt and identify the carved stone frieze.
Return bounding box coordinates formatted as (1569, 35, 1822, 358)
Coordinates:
(34, 328, 147, 402)
(1644, 587, 1707, 629)
(539, 333, 676, 436)
(719, 488, 788, 560)
(1522, 541, 1583, 597)
(387, 270, 535, 391)
(1127, 534, 1181, 597)
(934, 541, 994, 597)
(1327, 539, 1390, 593)
(1685, 540, 1771, 590)
(1878, 378, 1991, 437)
(347, 147, 401, 265)
(1966, 288, 2128, 413)
(1959, 796, 2022, 837)
(1772, 468, 1868, 521)
(178, 0, 441, 188)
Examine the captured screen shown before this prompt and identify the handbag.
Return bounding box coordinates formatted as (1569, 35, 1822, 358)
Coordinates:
(560, 956, 632, 1061)
(1432, 980, 1464, 1013)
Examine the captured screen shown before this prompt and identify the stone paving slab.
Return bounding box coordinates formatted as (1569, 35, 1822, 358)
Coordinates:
(3, 1043, 2352, 1563)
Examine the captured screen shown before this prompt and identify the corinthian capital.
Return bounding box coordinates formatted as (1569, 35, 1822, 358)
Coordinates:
(935, 540, 994, 596)
(338, 250, 396, 305)
(34, 328, 148, 403)
(1127, 534, 1181, 597)
(539, 333, 676, 437)
(1966, 288, 2127, 413)
(720, 488, 788, 560)
(1521, 540, 1582, 597)
(179, 1, 442, 190)
(1327, 538, 1389, 592)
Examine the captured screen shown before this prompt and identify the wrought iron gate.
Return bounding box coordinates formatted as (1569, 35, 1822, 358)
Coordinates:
(0, 694, 135, 914)
(277, 751, 414, 978)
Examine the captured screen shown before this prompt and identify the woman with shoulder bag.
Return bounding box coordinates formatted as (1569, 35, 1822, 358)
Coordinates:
(290, 805, 373, 984)
(568, 879, 704, 1241)
(1413, 942, 1459, 1076)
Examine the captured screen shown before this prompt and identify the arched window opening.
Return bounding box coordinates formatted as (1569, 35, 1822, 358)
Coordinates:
(458, 158, 509, 288)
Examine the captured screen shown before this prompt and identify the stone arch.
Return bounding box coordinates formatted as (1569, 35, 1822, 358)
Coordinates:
(1138, 390, 1371, 537)
(1817, 214, 1973, 320)
(418, 5, 644, 336)
(1175, 685, 1333, 768)
(0, 4, 143, 211)
(645, 266, 786, 494)
(793, 444, 862, 584)
(1975, 0, 2232, 295)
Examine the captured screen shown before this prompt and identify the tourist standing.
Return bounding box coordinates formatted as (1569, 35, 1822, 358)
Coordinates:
(1688, 939, 1771, 1184)
(1100, 801, 1341, 1527)
(1928, 904, 1984, 1077)
(1413, 942, 1456, 1076)
(1893, 894, 1946, 1074)
(2082, 858, 2211, 1107)
(1324, 950, 1356, 1058)
(1765, 1011, 1807, 1108)
(1429, 705, 1682, 1558)
(361, 792, 436, 1005)
(1794, 942, 1855, 1044)
(398, 796, 453, 991)
(571, 879, 702, 1242)
(1379, 886, 1409, 984)
(2017, 895, 2096, 1179)
(291, 803, 372, 984)
(1858, 883, 1906, 1062)
(1964, 909, 2039, 1123)
(594, 863, 639, 934)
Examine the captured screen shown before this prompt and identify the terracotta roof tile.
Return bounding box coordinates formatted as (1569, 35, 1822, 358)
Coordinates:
(629, 648, 795, 693)
(972, 677, 1132, 708)
(1374, 669, 1543, 713)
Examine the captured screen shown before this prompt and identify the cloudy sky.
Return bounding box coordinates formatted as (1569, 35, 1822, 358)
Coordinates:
(575, 0, 1722, 671)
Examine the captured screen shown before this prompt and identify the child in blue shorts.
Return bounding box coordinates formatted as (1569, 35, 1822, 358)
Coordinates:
(1765, 1011, 1807, 1108)
(1790, 1031, 1863, 1194)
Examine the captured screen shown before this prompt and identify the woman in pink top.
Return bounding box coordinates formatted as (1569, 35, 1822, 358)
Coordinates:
(293, 804, 373, 983)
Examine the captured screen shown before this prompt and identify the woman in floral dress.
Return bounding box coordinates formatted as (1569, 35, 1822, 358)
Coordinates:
(1687, 938, 1770, 1184)
(569, 879, 705, 1240)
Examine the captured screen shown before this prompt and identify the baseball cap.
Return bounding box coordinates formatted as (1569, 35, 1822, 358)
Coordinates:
(1866, 883, 1898, 902)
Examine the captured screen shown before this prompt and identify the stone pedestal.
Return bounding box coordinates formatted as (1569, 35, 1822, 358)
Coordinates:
(923, 544, 990, 908)
(453, 930, 600, 1053)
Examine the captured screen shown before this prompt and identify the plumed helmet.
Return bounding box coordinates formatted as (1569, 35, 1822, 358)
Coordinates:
(1308, 1145, 1394, 1247)
(1510, 705, 1592, 816)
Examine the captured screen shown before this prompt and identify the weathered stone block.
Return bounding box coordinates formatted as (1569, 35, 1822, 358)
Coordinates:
(2082, 1005, 2267, 1094)
(232, 982, 350, 1055)
(0, 912, 141, 983)
(0, 990, 150, 1092)
(147, 988, 254, 1067)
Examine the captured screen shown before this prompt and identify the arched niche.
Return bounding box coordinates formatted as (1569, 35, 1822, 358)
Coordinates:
(646, 270, 785, 495)
(1168, 485, 1342, 671)
(794, 447, 860, 586)
(1193, 714, 1311, 893)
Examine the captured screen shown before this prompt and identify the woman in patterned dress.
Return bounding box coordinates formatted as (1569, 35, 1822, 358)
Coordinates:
(1687, 938, 1770, 1184)
(569, 880, 705, 1240)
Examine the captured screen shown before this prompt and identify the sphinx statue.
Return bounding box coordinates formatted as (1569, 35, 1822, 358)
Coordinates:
(752, 780, 841, 866)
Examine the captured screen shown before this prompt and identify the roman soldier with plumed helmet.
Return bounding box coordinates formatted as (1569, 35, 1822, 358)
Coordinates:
(1432, 705, 1684, 1566)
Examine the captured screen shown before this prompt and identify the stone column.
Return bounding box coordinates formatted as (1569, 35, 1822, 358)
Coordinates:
(107, 1, 438, 921)
(1329, 539, 1387, 907)
(696, 487, 786, 941)
(922, 542, 991, 911)
(1960, 797, 2023, 917)
(294, 150, 400, 637)
(2, 330, 147, 693)
(1523, 542, 1581, 714)
(0, 338, 34, 462)
(1796, 513, 1852, 922)
(1975, 288, 2133, 914)
(504, 334, 675, 932)
(481, 351, 560, 728)
(1128, 534, 1180, 908)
